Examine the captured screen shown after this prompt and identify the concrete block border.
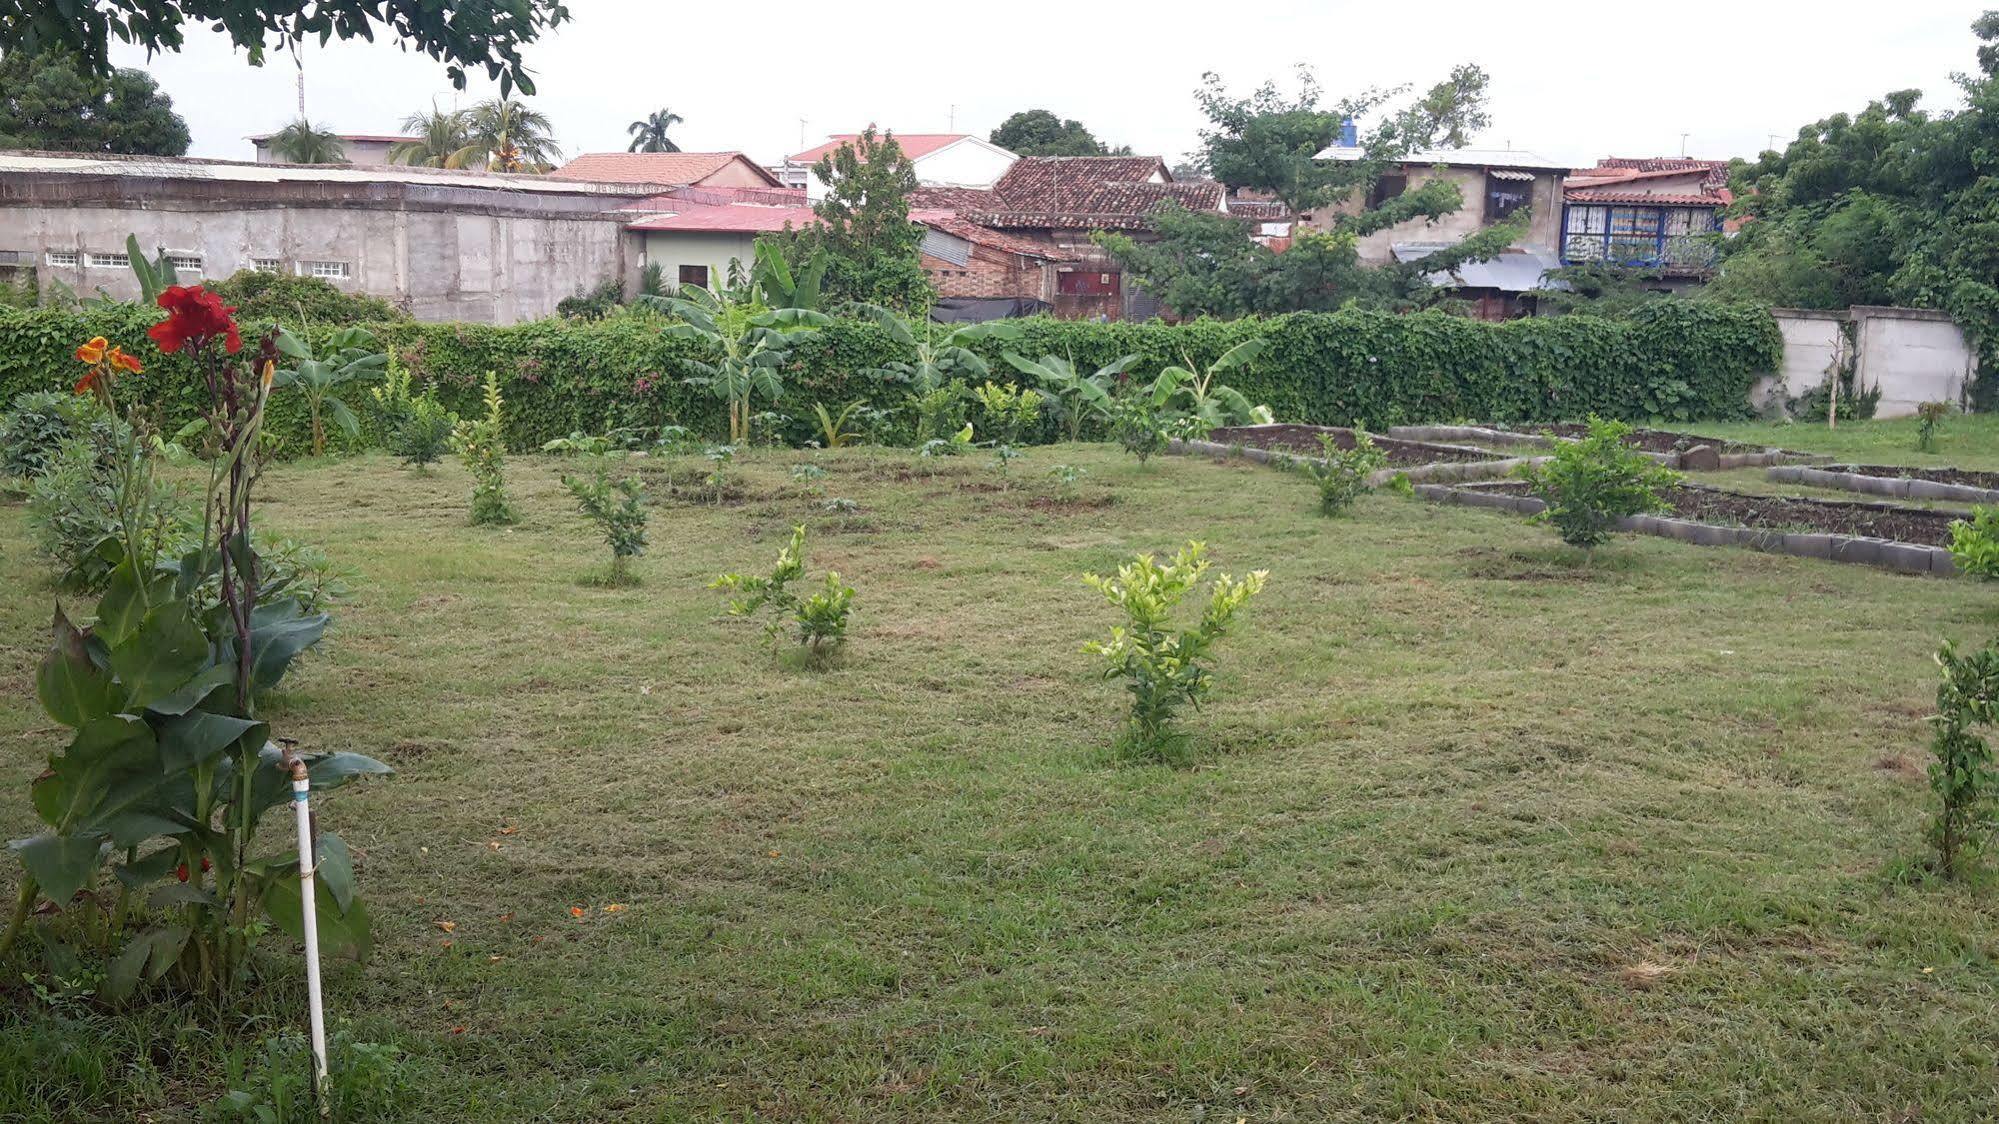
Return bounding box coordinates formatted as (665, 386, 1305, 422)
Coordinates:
(1390, 424, 1830, 471)
(1413, 483, 1957, 576)
(1767, 464, 1999, 506)
(1167, 437, 1550, 487)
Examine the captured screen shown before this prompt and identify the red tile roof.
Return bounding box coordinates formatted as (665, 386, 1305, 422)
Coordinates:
(623, 201, 818, 233)
(550, 152, 781, 187)
(788, 133, 980, 164)
(912, 210, 1067, 260)
(1564, 189, 1732, 206)
(917, 157, 1219, 230)
(1565, 157, 1731, 205)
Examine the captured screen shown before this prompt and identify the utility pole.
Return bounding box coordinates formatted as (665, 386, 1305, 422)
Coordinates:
(948, 104, 957, 131)
(1679, 132, 1689, 158)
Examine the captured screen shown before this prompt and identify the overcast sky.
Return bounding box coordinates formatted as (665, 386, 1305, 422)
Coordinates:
(114, 0, 1993, 171)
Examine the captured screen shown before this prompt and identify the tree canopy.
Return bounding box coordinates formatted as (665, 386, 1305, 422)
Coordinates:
(627, 108, 683, 153)
(1709, 11, 1999, 372)
(0, 0, 570, 95)
(988, 109, 1130, 157)
(265, 117, 346, 163)
(0, 51, 190, 155)
(763, 128, 934, 312)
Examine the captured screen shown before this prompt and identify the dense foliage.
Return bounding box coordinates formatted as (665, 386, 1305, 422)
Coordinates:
(0, 51, 190, 155)
(1300, 430, 1389, 516)
(1713, 13, 1999, 379)
(0, 302, 1783, 452)
(3, 0, 570, 96)
(206, 270, 405, 327)
(988, 109, 1129, 157)
(761, 128, 933, 311)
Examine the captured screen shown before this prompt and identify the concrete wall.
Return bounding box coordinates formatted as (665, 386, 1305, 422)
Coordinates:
(1304, 164, 1564, 264)
(252, 138, 401, 165)
(5, 202, 639, 324)
(1756, 306, 1979, 418)
(639, 230, 756, 291)
(1853, 305, 1976, 417)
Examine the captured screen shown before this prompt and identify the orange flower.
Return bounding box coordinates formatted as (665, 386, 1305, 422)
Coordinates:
(72, 367, 102, 397)
(73, 336, 108, 364)
(107, 346, 143, 374)
(569, 906, 585, 918)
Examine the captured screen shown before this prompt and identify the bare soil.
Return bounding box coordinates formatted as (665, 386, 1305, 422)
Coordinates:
(1516, 423, 1766, 455)
(1834, 464, 1999, 490)
(1209, 424, 1498, 465)
(1474, 481, 1962, 546)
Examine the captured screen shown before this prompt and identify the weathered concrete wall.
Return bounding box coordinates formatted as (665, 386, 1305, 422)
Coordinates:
(1755, 306, 1978, 418)
(1852, 305, 1975, 417)
(4, 202, 639, 324)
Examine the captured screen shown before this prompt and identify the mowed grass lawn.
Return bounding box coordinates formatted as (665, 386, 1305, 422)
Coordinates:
(3, 420, 1999, 1121)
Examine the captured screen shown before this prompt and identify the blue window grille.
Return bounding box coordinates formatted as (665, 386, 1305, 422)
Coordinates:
(1560, 203, 1719, 269)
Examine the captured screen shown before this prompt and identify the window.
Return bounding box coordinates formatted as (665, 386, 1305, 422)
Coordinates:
(44, 250, 80, 268)
(169, 255, 202, 276)
(677, 264, 709, 288)
(1368, 173, 1407, 210)
(1484, 171, 1533, 223)
(252, 257, 283, 273)
(298, 260, 350, 280)
(86, 251, 130, 269)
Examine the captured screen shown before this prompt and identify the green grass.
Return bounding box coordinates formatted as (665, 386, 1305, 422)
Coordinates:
(3, 426, 1999, 1121)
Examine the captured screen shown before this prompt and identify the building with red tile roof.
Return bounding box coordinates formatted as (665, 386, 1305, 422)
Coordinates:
(778, 132, 1018, 200)
(1560, 157, 1733, 279)
(550, 152, 782, 189)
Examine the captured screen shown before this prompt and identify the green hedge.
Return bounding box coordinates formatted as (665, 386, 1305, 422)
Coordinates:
(0, 302, 1783, 454)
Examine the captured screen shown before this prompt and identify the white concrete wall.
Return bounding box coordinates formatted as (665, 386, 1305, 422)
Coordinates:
(1755, 309, 1848, 409)
(1852, 306, 1976, 417)
(640, 231, 756, 291)
(5, 203, 637, 323)
(804, 140, 1016, 201)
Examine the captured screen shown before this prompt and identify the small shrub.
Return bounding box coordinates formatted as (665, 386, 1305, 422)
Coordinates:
(811, 400, 868, 448)
(1050, 463, 1086, 500)
(712, 524, 856, 658)
(1927, 637, 1999, 879)
(1, 390, 125, 482)
(1949, 506, 1999, 580)
(1299, 430, 1388, 516)
(26, 437, 191, 589)
(1108, 391, 1174, 464)
(390, 390, 457, 471)
(702, 443, 737, 504)
(1516, 416, 1681, 551)
(562, 465, 648, 585)
(206, 268, 406, 325)
(1083, 542, 1267, 763)
(1917, 400, 1951, 452)
(451, 371, 514, 525)
(971, 380, 1043, 446)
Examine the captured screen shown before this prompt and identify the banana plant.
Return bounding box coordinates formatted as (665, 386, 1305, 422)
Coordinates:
(811, 399, 869, 448)
(661, 285, 831, 443)
(750, 240, 830, 310)
(858, 307, 1021, 443)
(1002, 351, 1141, 443)
(1145, 338, 1275, 435)
(272, 326, 388, 457)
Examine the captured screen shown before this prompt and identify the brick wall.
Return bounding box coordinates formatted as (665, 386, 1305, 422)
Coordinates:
(923, 245, 1050, 301)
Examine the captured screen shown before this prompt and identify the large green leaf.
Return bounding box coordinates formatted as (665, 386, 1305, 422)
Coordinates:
(103, 925, 192, 1002)
(145, 664, 235, 718)
(37, 606, 118, 729)
(315, 831, 356, 912)
(10, 832, 106, 903)
(158, 711, 263, 773)
(46, 716, 158, 830)
(107, 601, 210, 712)
(96, 559, 176, 649)
(261, 866, 373, 960)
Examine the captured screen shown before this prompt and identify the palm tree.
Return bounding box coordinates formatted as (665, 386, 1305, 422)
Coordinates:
(626, 108, 684, 153)
(267, 118, 347, 164)
(388, 105, 473, 168)
(451, 98, 562, 173)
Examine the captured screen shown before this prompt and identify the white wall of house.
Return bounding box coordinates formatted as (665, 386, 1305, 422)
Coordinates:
(803, 138, 1017, 201)
(639, 230, 756, 290)
(1306, 164, 1565, 265)
(1756, 306, 1978, 418)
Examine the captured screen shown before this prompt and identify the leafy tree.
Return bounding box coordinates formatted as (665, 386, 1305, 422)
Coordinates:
(0, 52, 190, 155)
(453, 97, 561, 172)
(765, 128, 933, 310)
(265, 117, 346, 163)
(1537, 262, 1675, 318)
(988, 109, 1129, 156)
(1711, 13, 1999, 379)
(1516, 417, 1681, 552)
(207, 269, 405, 325)
(2, 0, 570, 95)
(388, 104, 473, 167)
(627, 107, 684, 153)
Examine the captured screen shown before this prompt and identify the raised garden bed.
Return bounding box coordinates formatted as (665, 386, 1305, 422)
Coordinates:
(1768, 463, 1999, 506)
(1389, 424, 1823, 471)
(1417, 480, 1961, 574)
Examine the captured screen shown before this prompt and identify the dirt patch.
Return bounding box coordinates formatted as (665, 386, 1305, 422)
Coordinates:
(1496, 422, 1795, 457)
(1474, 481, 1962, 546)
(1834, 464, 1999, 490)
(1209, 424, 1498, 465)
(1021, 493, 1119, 512)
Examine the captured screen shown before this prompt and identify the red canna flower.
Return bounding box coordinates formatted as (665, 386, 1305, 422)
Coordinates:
(176, 862, 190, 883)
(72, 367, 102, 397)
(147, 284, 242, 355)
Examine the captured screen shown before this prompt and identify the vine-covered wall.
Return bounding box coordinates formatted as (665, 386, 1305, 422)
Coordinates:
(0, 303, 1783, 453)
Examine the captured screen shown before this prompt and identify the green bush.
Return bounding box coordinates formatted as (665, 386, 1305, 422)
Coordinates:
(711, 524, 855, 658)
(1516, 416, 1682, 551)
(1949, 507, 1999, 579)
(1300, 430, 1389, 516)
(0, 302, 1784, 456)
(1927, 637, 1999, 879)
(1, 389, 125, 481)
(205, 269, 405, 326)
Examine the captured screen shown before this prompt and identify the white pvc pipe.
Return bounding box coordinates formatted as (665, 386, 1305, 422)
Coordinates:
(290, 759, 330, 1107)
